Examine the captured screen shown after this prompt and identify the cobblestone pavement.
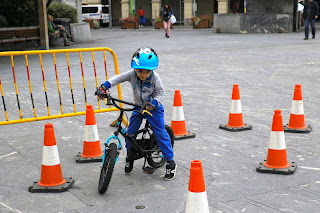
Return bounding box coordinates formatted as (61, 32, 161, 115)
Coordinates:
(1, 26, 320, 213)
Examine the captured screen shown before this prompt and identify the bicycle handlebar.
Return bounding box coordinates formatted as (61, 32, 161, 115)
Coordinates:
(97, 93, 153, 116)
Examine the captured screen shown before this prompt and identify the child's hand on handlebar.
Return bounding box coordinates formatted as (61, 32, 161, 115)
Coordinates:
(146, 102, 155, 111)
(95, 85, 108, 100)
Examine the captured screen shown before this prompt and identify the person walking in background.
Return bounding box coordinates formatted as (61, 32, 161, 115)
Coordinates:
(138, 7, 145, 28)
(160, 4, 173, 38)
(303, 0, 319, 40)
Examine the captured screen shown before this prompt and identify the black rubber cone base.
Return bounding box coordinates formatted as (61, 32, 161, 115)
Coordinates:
(75, 152, 102, 163)
(256, 160, 297, 175)
(28, 177, 74, 193)
(219, 124, 252, 132)
(283, 124, 312, 133)
(174, 131, 196, 140)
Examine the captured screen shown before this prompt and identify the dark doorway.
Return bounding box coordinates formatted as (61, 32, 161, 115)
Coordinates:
(135, 0, 152, 25)
(162, 0, 184, 25)
(111, 0, 121, 26)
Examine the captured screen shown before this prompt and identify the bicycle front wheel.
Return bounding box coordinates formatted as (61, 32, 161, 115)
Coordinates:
(98, 143, 118, 194)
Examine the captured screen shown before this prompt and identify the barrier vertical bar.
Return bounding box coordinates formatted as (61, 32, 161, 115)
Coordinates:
(0, 77, 8, 121)
(79, 52, 87, 107)
(103, 51, 108, 81)
(66, 53, 76, 113)
(39, 54, 50, 116)
(10, 55, 22, 119)
(25, 55, 37, 118)
(110, 51, 123, 108)
(91, 51, 101, 110)
(53, 53, 64, 114)
(103, 51, 111, 108)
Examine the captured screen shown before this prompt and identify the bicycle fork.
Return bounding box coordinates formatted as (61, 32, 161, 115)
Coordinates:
(102, 135, 122, 167)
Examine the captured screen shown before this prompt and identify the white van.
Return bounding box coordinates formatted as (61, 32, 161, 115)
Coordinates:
(82, 4, 110, 25)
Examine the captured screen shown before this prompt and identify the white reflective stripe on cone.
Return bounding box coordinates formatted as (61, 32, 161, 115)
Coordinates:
(185, 191, 209, 213)
(84, 124, 99, 142)
(230, 100, 242, 114)
(172, 106, 185, 121)
(269, 131, 286, 150)
(290, 100, 304, 115)
(42, 145, 60, 166)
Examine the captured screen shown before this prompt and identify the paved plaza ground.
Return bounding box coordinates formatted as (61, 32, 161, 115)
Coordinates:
(1, 26, 320, 213)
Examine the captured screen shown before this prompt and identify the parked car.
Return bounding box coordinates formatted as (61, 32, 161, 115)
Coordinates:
(82, 4, 109, 26)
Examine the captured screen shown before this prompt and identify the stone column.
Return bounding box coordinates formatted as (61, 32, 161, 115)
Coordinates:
(184, 0, 193, 26)
(151, 0, 162, 24)
(121, 0, 130, 18)
(217, 0, 230, 14)
(75, 0, 82, 23)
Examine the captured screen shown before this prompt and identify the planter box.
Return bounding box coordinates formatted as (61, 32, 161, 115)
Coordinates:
(121, 22, 139, 29)
(193, 20, 209, 29)
(155, 22, 173, 29)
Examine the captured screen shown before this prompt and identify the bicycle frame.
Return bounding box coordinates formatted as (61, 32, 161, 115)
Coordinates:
(102, 99, 153, 167)
(97, 93, 170, 194)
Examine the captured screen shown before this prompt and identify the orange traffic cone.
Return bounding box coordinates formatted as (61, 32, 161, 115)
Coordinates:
(185, 160, 209, 213)
(219, 84, 252, 132)
(284, 84, 312, 133)
(257, 109, 297, 175)
(171, 90, 196, 140)
(76, 105, 103, 163)
(29, 123, 74, 193)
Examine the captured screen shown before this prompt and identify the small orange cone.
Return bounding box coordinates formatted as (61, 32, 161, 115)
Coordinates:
(185, 160, 209, 213)
(29, 123, 74, 193)
(76, 105, 103, 163)
(284, 84, 312, 133)
(219, 84, 252, 132)
(257, 110, 297, 175)
(171, 90, 196, 140)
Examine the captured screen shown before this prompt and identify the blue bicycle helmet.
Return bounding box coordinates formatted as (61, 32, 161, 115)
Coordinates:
(131, 47, 158, 70)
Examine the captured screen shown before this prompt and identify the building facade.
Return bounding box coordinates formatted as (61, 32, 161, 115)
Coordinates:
(81, 0, 217, 26)
(78, 0, 303, 33)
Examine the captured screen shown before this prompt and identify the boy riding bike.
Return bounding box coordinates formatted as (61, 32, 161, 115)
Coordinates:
(96, 47, 176, 180)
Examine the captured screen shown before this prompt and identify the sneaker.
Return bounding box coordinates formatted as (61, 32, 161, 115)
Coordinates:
(312, 36, 315, 39)
(125, 157, 134, 174)
(64, 43, 70, 46)
(164, 161, 176, 180)
(304, 38, 308, 40)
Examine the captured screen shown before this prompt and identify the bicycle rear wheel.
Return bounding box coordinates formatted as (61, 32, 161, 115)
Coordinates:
(98, 143, 118, 194)
(147, 125, 174, 168)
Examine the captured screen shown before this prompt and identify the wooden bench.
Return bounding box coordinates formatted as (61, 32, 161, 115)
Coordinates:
(0, 28, 40, 44)
(0, 30, 16, 43)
